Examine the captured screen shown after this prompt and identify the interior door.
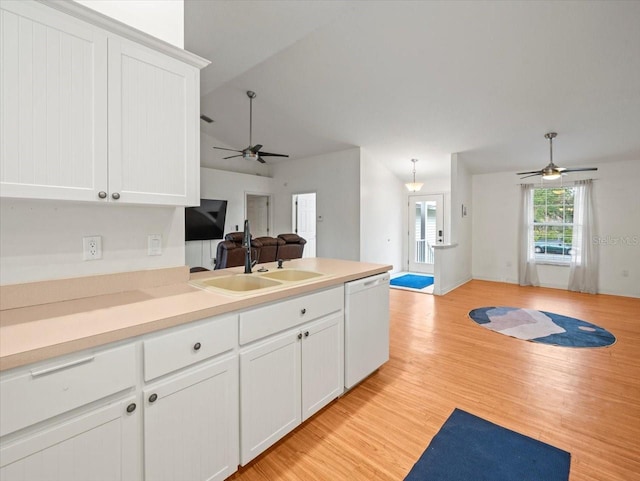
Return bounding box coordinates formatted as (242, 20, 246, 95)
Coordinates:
(408, 194, 444, 274)
(246, 193, 270, 237)
(292, 193, 316, 257)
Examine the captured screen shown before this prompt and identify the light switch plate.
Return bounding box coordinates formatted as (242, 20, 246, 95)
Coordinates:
(148, 235, 162, 256)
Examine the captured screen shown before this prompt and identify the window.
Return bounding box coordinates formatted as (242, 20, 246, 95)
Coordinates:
(532, 187, 575, 264)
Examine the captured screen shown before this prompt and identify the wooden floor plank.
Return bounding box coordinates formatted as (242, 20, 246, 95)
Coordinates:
(229, 280, 640, 481)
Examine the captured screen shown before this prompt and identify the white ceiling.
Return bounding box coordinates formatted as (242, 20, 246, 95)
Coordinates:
(185, 0, 640, 183)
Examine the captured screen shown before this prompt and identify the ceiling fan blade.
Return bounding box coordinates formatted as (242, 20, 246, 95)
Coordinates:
(520, 173, 541, 179)
(561, 167, 598, 172)
(258, 151, 289, 158)
(250, 144, 263, 153)
(223, 155, 243, 160)
(256, 156, 266, 164)
(214, 146, 242, 153)
(516, 170, 542, 175)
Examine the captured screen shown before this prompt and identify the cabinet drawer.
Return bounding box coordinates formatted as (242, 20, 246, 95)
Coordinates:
(240, 287, 343, 345)
(0, 344, 136, 437)
(143, 314, 237, 381)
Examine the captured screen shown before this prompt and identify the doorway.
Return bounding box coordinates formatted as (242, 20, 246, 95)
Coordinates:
(292, 193, 316, 257)
(408, 194, 444, 274)
(245, 193, 271, 237)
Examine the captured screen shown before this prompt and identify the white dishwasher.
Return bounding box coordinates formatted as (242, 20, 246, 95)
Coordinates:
(344, 272, 390, 389)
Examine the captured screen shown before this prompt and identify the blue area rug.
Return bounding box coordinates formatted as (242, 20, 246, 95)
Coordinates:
(390, 274, 434, 289)
(468, 306, 616, 348)
(404, 409, 571, 481)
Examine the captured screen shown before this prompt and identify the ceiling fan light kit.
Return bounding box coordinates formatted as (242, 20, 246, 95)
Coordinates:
(213, 90, 289, 164)
(405, 158, 424, 192)
(516, 132, 597, 181)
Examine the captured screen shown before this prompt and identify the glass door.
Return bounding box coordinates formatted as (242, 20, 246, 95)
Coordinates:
(408, 194, 443, 274)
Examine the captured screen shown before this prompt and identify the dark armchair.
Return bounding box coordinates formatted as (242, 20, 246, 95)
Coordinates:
(276, 233, 307, 260)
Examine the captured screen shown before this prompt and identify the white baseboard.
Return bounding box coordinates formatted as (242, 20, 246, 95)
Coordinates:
(470, 276, 640, 299)
(435, 276, 473, 296)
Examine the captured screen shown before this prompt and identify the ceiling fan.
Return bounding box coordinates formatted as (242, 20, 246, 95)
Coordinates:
(517, 132, 597, 180)
(213, 91, 289, 164)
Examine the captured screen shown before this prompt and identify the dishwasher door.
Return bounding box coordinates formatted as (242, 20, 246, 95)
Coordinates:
(344, 272, 390, 389)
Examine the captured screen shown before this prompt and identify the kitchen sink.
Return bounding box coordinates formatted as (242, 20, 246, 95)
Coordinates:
(198, 275, 281, 292)
(260, 269, 324, 282)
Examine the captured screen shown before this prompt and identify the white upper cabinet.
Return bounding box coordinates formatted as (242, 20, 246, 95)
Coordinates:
(0, 0, 207, 206)
(108, 37, 199, 205)
(0, 1, 108, 202)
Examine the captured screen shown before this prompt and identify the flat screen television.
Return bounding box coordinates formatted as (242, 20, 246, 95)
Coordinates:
(185, 199, 228, 241)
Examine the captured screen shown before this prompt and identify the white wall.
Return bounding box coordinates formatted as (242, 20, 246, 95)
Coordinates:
(360, 150, 404, 271)
(472, 159, 640, 298)
(433, 154, 472, 294)
(0, 199, 185, 285)
(593, 160, 640, 297)
(271, 148, 361, 261)
(186, 167, 274, 269)
(472, 171, 519, 284)
(74, 0, 184, 48)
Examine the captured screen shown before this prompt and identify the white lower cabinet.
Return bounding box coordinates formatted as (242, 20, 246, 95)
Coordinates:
(240, 311, 343, 465)
(0, 397, 139, 481)
(143, 356, 238, 481)
(239, 330, 301, 465)
(0, 314, 239, 481)
(301, 313, 343, 422)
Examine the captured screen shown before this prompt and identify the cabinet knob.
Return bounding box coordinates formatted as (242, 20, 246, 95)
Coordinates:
(304, 331, 310, 337)
(126, 403, 137, 413)
(193, 342, 202, 351)
(301, 308, 307, 315)
(149, 393, 158, 403)
(98, 191, 107, 199)
(111, 192, 121, 200)
(297, 333, 303, 340)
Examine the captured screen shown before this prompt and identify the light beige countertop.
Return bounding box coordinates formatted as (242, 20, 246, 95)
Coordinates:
(0, 258, 391, 372)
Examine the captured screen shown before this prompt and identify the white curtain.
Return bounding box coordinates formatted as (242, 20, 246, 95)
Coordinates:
(569, 179, 598, 294)
(518, 184, 539, 286)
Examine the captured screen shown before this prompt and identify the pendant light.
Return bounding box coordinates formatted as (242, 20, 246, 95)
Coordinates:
(405, 158, 424, 192)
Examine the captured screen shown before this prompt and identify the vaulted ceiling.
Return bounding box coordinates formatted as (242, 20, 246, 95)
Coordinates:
(185, 0, 640, 184)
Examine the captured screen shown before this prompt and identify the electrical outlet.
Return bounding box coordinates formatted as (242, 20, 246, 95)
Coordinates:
(83, 236, 102, 260)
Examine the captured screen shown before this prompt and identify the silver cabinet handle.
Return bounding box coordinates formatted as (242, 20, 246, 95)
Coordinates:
(111, 192, 121, 200)
(31, 356, 95, 377)
(98, 191, 107, 199)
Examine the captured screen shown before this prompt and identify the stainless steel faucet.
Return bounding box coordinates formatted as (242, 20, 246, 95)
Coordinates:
(243, 219, 257, 274)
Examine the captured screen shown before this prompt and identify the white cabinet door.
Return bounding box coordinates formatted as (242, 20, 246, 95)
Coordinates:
(239, 331, 301, 465)
(0, 1, 108, 202)
(144, 356, 238, 481)
(301, 312, 343, 422)
(0, 398, 139, 481)
(108, 37, 199, 206)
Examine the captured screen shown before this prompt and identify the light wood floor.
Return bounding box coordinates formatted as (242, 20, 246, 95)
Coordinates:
(229, 280, 640, 481)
